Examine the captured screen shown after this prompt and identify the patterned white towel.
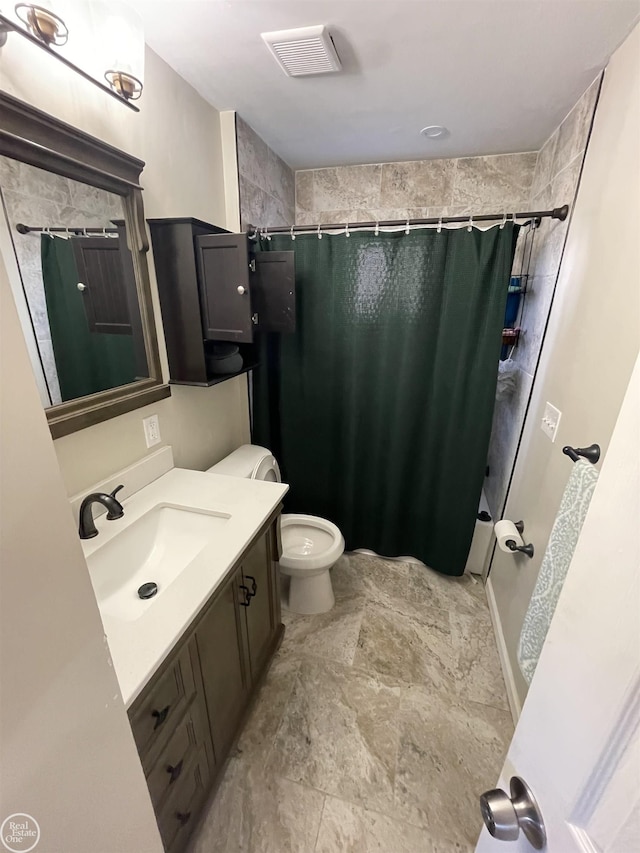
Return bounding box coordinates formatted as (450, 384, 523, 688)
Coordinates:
(518, 458, 599, 684)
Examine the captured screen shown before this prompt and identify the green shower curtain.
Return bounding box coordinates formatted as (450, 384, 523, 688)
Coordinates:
(253, 224, 518, 576)
(41, 235, 137, 401)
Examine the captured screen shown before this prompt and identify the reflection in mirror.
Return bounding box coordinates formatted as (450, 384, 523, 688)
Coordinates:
(0, 156, 149, 408)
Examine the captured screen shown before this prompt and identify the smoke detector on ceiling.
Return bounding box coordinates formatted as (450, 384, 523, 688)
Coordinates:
(261, 25, 342, 77)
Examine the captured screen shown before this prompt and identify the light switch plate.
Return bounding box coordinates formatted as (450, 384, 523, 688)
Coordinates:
(541, 402, 562, 442)
(143, 414, 161, 448)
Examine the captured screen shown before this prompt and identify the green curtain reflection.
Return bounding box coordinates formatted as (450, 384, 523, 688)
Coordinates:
(253, 224, 518, 576)
(41, 235, 137, 402)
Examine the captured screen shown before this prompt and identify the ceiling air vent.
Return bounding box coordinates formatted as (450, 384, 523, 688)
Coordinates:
(261, 25, 342, 77)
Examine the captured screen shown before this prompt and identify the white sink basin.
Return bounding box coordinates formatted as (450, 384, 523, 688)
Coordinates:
(87, 503, 231, 622)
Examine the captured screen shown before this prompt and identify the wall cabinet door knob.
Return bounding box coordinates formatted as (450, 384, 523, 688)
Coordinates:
(237, 285, 246, 295)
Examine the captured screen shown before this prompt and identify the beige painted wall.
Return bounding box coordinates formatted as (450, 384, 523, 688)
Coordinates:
(489, 24, 640, 713)
(0, 39, 250, 496)
(0, 33, 250, 850)
(0, 250, 162, 850)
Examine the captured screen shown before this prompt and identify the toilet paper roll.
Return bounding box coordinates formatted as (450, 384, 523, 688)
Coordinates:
(494, 520, 524, 553)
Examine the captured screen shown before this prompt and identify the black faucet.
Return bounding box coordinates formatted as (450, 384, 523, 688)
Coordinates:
(79, 485, 125, 539)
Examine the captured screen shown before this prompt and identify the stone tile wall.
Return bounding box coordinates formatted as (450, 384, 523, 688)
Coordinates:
(236, 116, 295, 231)
(295, 153, 537, 226)
(0, 157, 124, 406)
(485, 77, 600, 519)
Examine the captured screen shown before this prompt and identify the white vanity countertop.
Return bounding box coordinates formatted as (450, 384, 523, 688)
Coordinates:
(81, 467, 288, 708)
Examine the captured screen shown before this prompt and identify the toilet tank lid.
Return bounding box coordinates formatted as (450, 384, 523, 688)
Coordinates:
(207, 444, 280, 481)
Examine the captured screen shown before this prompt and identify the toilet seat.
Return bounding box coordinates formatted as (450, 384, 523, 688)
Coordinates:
(280, 514, 345, 575)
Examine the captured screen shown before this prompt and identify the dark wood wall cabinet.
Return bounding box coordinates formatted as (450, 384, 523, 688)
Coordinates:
(148, 218, 295, 386)
(128, 510, 283, 853)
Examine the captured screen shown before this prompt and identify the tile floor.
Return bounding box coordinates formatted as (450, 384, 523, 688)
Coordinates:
(189, 553, 513, 853)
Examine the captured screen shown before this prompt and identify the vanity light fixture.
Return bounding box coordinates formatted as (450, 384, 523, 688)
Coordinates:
(14, 2, 68, 46)
(104, 69, 143, 100)
(420, 125, 449, 139)
(102, 3, 145, 101)
(0, 1, 142, 111)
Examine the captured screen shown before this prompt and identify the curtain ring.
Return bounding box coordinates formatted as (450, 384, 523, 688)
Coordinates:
(375, 221, 379, 237)
(512, 213, 517, 225)
(264, 226, 270, 241)
(317, 224, 323, 240)
(345, 221, 350, 237)
(467, 215, 473, 232)
(290, 225, 296, 241)
(405, 219, 410, 235)
(437, 216, 442, 234)
(500, 213, 507, 229)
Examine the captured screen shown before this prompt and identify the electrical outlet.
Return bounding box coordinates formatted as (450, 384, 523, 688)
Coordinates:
(541, 402, 562, 442)
(143, 414, 161, 448)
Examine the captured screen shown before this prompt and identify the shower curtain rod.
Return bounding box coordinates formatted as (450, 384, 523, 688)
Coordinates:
(15, 223, 118, 235)
(250, 204, 569, 236)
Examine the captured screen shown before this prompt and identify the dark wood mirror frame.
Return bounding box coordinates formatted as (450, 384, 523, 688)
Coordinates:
(0, 91, 170, 438)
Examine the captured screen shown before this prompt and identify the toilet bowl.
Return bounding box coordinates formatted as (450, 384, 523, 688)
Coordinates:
(279, 514, 344, 614)
(207, 445, 344, 614)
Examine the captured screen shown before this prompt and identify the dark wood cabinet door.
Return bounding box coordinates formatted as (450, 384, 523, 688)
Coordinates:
(242, 529, 279, 680)
(195, 233, 253, 342)
(252, 251, 296, 333)
(71, 236, 133, 335)
(195, 569, 250, 762)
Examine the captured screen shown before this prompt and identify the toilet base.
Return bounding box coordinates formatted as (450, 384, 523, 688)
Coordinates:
(287, 568, 335, 615)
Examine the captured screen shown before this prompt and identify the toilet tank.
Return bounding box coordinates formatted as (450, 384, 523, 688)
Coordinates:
(207, 444, 281, 482)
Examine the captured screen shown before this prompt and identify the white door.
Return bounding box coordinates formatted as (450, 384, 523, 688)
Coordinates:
(476, 355, 640, 853)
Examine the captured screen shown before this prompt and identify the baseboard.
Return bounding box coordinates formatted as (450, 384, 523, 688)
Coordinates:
(485, 576, 522, 724)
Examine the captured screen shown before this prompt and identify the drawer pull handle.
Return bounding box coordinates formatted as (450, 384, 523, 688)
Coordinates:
(167, 759, 184, 784)
(239, 584, 251, 606)
(177, 811, 191, 827)
(151, 705, 170, 729)
(244, 575, 258, 597)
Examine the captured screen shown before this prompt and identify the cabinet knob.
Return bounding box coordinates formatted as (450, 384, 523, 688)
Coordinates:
(167, 759, 183, 784)
(151, 705, 170, 729)
(237, 285, 246, 295)
(239, 584, 251, 606)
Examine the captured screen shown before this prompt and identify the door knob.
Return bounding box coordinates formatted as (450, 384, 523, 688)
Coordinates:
(237, 285, 246, 295)
(480, 776, 546, 849)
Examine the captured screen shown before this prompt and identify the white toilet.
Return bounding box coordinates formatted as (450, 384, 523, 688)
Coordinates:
(207, 445, 344, 614)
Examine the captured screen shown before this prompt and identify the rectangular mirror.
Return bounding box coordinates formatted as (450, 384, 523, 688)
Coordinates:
(0, 92, 169, 437)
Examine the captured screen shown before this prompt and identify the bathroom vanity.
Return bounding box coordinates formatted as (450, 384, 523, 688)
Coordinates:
(128, 510, 281, 852)
(80, 465, 288, 852)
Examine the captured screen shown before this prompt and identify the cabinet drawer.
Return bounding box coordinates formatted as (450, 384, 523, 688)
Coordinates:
(158, 749, 210, 853)
(146, 697, 209, 809)
(129, 642, 197, 767)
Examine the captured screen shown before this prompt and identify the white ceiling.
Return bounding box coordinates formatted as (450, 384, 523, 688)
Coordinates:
(129, 0, 640, 169)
